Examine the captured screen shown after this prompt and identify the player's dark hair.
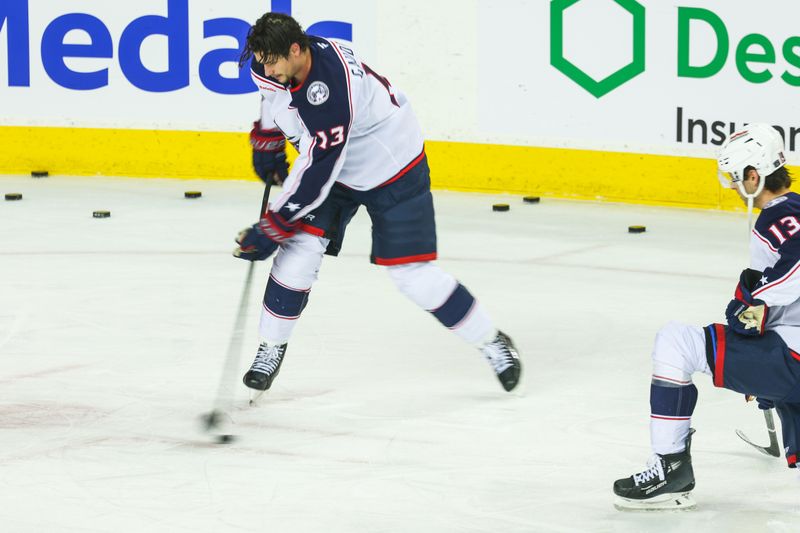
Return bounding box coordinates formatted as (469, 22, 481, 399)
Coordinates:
(766, 166, 792, 192)
(240, 12, 310, 67)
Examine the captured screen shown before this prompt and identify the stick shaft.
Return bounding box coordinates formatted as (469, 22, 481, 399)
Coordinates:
(210, 181, 273, 418)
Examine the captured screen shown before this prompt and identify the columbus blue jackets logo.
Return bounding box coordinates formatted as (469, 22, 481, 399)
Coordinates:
(307, 81, 330, 105)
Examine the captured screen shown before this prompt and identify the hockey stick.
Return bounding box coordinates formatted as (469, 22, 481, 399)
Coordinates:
(202, 180, 273, 440)
(730, 189, 782, 458)
(735, 408, 781, 457)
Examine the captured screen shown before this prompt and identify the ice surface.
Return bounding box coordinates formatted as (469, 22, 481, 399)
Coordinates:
(1, 175, 798, 532)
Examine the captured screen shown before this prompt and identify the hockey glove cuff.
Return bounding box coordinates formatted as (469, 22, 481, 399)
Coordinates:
(725, 268, 769, 336)
(234, 224, 279, 261)
(233, 212, 298, 261)
(250, 121, 288, 185)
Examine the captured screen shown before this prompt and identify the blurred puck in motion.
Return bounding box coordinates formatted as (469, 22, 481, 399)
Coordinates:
(5, 193, 22, 201)
(31, 170, 49, 178)
(628, 225, 646, 234)
(523, 196, 540, 204)
(93, 210, 111, 218)
(184, 191, 202, 199)
(492, 203, 510, 212)
(217, 434, 235, 444)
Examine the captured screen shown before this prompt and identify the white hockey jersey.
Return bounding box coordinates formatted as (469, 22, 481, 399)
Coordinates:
(250, 37, 425, 224)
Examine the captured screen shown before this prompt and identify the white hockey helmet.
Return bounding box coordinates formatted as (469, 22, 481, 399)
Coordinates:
(717, 123, 786, 196)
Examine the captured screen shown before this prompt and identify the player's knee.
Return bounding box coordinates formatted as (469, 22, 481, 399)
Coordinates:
(271, 233, 327, 289)
(651, 321, 699, 371)
(386, 262, 457, 310)
(653, 321, 689, 355)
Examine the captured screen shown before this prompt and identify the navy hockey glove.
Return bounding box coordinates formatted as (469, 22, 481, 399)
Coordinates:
(757, 397, 775, 410)
(250, 121, 288, 185)
(725, 268, 769, 336)
(233, 211, 296, 261)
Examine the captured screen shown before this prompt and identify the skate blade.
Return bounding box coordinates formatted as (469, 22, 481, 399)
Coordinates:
(249, 389, 268, 406)
(614, 492, 696, 511)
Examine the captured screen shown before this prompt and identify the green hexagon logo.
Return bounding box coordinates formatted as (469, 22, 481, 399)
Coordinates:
(551, 0, 646, 98)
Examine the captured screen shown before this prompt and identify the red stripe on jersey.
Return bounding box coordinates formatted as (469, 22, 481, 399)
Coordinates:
(753, 228, 778, 253)
(271, 136, 317, 215)
(714, 323, 726, 388)
(378, 149, 426, 188)
(791, 350, 800, 362)
(650, 415, 691, 421)
(753, 259, 800, 298)
(297, 223, 325, 237)
(374, 252, 437, 266)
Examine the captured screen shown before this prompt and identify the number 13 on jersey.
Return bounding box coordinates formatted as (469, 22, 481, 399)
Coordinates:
(315, 126, 344, 150)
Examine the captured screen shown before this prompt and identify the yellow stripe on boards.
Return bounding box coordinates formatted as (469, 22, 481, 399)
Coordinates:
(0, 125, 793, 211)
(0, 126, 254, 180)
(424, 141, 745, 211)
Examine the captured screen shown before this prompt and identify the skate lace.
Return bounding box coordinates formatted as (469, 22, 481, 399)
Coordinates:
(250, 343, 283, 375)
(632, 456, 665, 486)
(481, 334, 517, 373)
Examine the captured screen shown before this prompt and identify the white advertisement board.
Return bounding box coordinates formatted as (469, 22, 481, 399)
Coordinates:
(1, 0, 798, 164)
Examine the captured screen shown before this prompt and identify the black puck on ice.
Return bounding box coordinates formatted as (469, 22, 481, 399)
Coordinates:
(492, 203, 510, 212)
(628, 225, 646, 234)
(93, 210, 111, 218)
(184, 191, 202, 199)
(216, 434, 235, 444)
(31, 170, 49, 178)
(5, 193, 22, 201)
(523, 196, 541, 204)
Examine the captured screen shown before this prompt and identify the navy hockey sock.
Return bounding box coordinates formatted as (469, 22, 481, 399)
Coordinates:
(431, 283, 475, 328)
(650, 381, 698, 455)
(264, 275, 310, 320)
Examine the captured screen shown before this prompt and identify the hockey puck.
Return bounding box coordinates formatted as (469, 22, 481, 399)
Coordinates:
(628, 225, 646, 234)
(93, 210, 111, 219)
(216, 434, 235, 444)
(492, 203, 510, 212)
(523, 196, 541, 204)
(5, 193, 22, 201)
(31, 170, 49, 178)
(184, 191, 202, 199)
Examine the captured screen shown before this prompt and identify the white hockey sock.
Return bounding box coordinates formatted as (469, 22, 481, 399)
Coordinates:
(651, 416, 692, 455)
(386, 262, 495, 346)
(258, 304, 297, 345)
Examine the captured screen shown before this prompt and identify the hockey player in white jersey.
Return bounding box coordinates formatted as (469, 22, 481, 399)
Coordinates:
(233, 12, 521, 395)
(613, 124, 800, 510)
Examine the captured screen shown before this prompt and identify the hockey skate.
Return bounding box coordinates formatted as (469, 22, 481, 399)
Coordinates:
(243, 342, 288, 403)
(481, 331, 521, 391)
(613, 429, 697, 511)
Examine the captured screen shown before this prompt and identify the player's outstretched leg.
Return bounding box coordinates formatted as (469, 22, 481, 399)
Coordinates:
(386, 262, 521, 391)
(613, 429, 697, 511)
(480, 331, 521, 391)
(243, 342, 288, 391)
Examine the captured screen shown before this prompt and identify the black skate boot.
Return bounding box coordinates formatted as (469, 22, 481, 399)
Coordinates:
(243, 342, 288, 392)
(480, 331, 521, 391)
(613, 429, 696, 511)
